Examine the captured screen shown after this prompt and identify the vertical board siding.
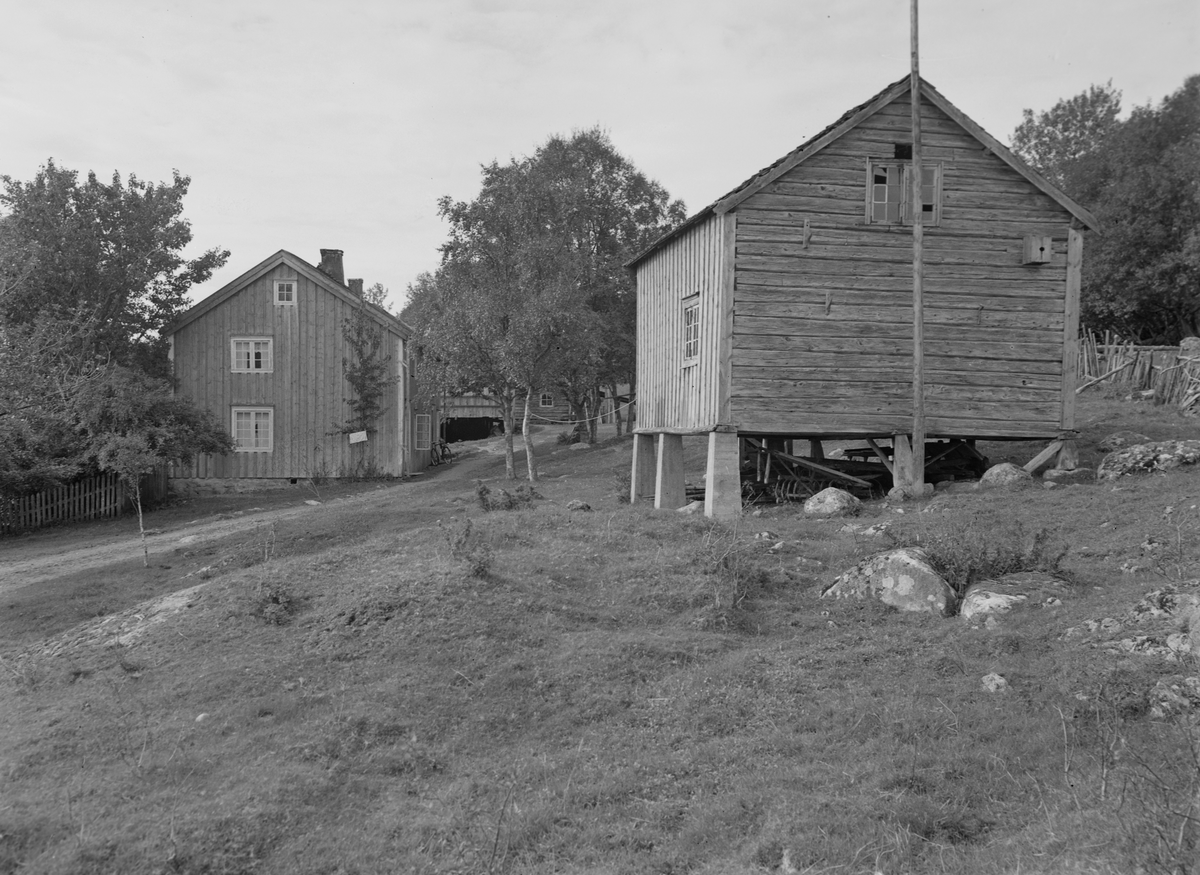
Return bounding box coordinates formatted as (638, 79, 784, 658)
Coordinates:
(172, 262, 406, 479)
(729, 94, 1074, 438)
(635, 215, 724, 431)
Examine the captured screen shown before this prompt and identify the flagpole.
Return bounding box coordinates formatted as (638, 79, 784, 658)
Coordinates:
(910, 0, 926, 494)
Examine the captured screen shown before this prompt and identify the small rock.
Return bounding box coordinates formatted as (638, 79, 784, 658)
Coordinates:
(304, 499, 322, 506)
(565, 499, 592, 512)
(768, 541, 785, 553)
(754, 531, 779, 540)
(196, 713, 210, 723)
(979, 463, 1033, 489)
(1043, 467, 1094, 483)
(981, 673, 1009, 693)
(677, 500, 703, 514)
(803, 487, 862, 518)
(1043, 481, 1057, 490)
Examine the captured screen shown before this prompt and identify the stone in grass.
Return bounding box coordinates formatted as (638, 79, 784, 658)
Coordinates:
(1097, 440, 1200, 480)
(822, 547, 957, 616)
(960, 572, 1070, 622)
(981, 673, 1009, 693)
(1043, 467, 1094, 483)
(803, 487, 862, 517)
(677, 500, 704, 514)
(979, 463, 1033, 489)
(565, 499, 592, 512)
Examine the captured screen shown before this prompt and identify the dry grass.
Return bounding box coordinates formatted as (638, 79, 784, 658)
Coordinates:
(2, 399, 1199, 874)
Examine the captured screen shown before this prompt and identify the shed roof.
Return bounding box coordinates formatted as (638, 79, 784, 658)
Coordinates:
(169, 249, 412, 338)
(627, 74, 1099, 269)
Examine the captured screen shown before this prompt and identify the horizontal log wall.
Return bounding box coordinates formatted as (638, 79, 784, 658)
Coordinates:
(173, 265, 406, 479)
(731, 94, 1075, 438)
(635, 215, 724, 431)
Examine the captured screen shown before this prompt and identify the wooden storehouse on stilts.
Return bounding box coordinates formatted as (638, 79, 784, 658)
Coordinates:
(627, 75, 1099, 518)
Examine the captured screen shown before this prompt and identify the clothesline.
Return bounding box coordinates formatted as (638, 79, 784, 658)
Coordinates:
(528, 399, 635, 426)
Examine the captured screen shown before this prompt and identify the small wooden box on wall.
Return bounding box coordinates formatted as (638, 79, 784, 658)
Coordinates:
(1022, 234, 1053, 264)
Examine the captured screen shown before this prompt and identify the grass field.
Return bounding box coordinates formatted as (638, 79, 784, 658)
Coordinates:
(1, 394, 1198, 874)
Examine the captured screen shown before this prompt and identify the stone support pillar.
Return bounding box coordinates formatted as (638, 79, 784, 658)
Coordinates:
(705, 431, 742, 520)
(655, 434, 686, 510)
(630, 433, 657, 503)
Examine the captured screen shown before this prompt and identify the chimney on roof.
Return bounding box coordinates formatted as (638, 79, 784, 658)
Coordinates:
(318, 249, 345, 284)
(348, 278, 364, 297)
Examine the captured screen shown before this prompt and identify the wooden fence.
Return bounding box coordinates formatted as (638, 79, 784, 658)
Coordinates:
(1, 467, 170, 535)
(1078, 332, 1200, 409)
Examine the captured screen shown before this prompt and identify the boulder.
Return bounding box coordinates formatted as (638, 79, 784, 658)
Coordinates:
(565, 499, 591, 512)
(821, 547, 957, 616)
(1097, 440, 1200, 480)
(979, 463, 1033, 489)
(1148, 675, 1200, 720)
(960, 571, 1070, 621)
(803, 487, 862, 517)
(1098, 431, 1151, 453)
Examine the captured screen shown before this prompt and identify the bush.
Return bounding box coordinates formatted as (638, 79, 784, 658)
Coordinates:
(252, 577, 295, 625)
(888, 515, 1068, 595)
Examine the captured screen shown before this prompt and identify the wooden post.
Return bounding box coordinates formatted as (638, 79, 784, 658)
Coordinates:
(630, 432, 656, 503)
(705, 431, 741, 519)
(655, 433, 686, 510)
(909, 0, 927, 495)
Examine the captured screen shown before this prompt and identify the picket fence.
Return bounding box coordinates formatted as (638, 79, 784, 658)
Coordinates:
(1, 467, 170, 534)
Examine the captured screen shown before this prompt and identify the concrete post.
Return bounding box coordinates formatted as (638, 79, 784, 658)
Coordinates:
(705, 431, 742, 519)
(655, 433, 686, 510)
(630, 433, 657, 503)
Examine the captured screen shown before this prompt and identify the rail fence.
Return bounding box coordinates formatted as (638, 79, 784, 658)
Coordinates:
(1078, 332, 1200, 410)
(1, 467, 170, 535)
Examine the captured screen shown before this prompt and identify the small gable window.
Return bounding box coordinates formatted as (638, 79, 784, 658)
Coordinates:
(231, 337, 273, 373)
(868, 161, 941, 226)
(274, 280, 296, 305)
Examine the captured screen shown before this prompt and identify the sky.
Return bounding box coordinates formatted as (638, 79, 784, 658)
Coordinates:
(2, 0, 1197, 314)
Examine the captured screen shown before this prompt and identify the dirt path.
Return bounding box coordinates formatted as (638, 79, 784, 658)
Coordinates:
(0, 427, 573, 596)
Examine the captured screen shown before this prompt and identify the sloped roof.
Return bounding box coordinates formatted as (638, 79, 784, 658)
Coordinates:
(626, 74, 1099, 269)
(169, 249, 412, 338)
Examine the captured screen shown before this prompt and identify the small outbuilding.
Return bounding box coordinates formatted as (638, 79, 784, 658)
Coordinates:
(627, 75, 1098, 517)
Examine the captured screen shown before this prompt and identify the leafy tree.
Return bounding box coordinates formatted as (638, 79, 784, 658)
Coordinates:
(408, 129, 684, 478)
(1011, 81, 1122, 192)
(0, 160, 228, 378)
(340, 297, 398, 475)
(1012, 76, 1200, 342)
(363, 281, 389, 308)
(77, 367, 234, 562)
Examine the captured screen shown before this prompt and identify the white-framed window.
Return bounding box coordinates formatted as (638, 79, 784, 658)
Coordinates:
(867, 161, 941, 225)
(274, 279, 296, 305)
(232, 407, 273, 452)
(415, 414, 432, 451)
(539, 393, 554, 408)
(230, 337, 273, 373)
(682, 299, 700, 363)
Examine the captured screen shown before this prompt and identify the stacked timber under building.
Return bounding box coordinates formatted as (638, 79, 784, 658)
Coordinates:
(627, 74, 1098, 518)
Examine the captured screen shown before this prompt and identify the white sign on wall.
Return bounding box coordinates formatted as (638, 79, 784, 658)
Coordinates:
(348, 431, 368, 444)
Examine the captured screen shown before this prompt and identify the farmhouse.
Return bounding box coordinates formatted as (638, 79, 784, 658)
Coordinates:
(168, 249, 431, 483)
(627, 75, 1099, 518)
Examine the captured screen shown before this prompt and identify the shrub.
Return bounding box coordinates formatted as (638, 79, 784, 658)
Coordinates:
(252, 577, 295, 625)
(888, 514, 1068, 595)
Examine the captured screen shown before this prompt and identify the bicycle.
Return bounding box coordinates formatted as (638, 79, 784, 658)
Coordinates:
(429, 439, 454, 466)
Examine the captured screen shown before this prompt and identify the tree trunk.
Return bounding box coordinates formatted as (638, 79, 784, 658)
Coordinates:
(133, 481, 148, 568)
(586, 385, 600, 443)
(568, 399, 587, 442)
(609, 382, 623, 436)
(501, 393, 516, 480)
(521, 386, 538, 481)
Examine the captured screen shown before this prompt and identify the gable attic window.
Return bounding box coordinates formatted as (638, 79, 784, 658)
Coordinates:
(682, 295, 700, 365)
(867, 158, 941, 226)
(274, 280, 296, 305)
(231, 337, 273, 372)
